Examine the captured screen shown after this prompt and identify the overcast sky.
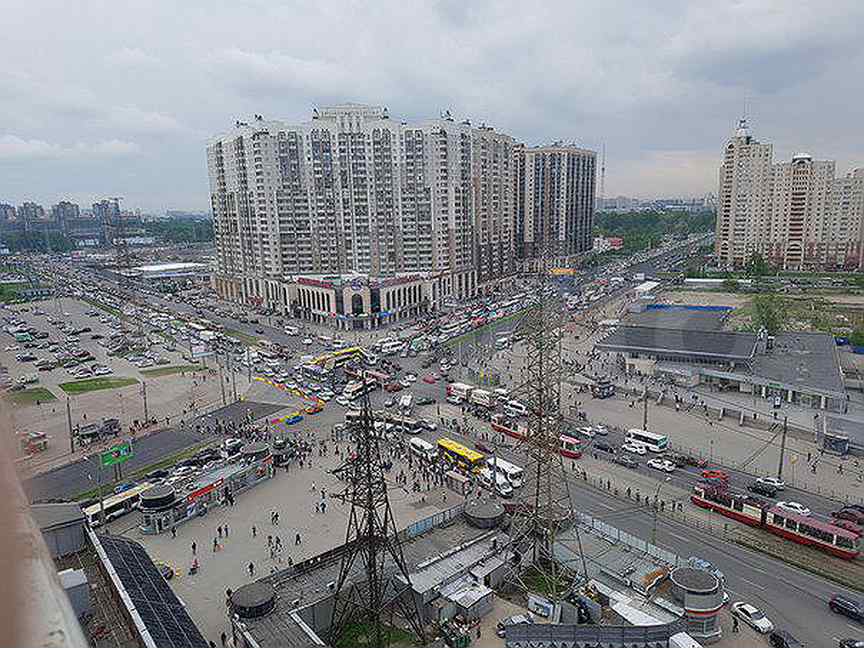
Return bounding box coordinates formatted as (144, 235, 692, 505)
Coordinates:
(1, 1, 862, 213)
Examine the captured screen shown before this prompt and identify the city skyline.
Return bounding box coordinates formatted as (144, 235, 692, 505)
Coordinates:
(2, 2, 863, 212)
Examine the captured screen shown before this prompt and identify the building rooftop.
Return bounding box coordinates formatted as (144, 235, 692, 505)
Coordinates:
(31, 502, 85, 532)
(241, 510, 494, 648)
(132, 262, 208, 273)
(752, 332, 845, 396)
(622, 306, 729, 332)
(596, 326, 757, 363)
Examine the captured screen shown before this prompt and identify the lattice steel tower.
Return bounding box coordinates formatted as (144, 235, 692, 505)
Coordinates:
(328, 388, 426, 647)
(506, 225, 588, 607)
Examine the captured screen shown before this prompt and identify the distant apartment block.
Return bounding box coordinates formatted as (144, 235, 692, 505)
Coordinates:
(716, 119, 864, 270)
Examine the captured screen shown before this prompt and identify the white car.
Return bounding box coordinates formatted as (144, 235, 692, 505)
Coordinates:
(593, 425, 609, 436)
(621, 442, 647, 456)
(405, 373, 417, 382)
(446, 395, 462, 405)
(577, 426, 595, 439)
(302, 337, 313, 345)
(335, 396, 351, 407)
(730, 601, 774, 633)
(756, 476, 786, 491)
(93, 367, 113, 376)
(776, 501, 811, 517)
(647, 458, 676, 473)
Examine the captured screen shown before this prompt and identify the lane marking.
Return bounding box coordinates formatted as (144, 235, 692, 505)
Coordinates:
(740, 577, 766, 590)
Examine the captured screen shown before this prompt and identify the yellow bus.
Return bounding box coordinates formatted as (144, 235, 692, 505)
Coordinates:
(312, 346, 364, 368)
(437, 438, 485, 472)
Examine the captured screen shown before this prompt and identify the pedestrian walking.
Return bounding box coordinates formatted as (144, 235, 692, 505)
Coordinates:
(218, 526, 223, 539)
(220, 631, 227, 647)
(192, 541, 197, 556)
(248, 562, 255, 577)
(252, 525, 257, 538)
(295, 532, 302, 545)
(225, 523, 230, 537)
(213, 537, 219, 552)
(171, 526, 177, 539)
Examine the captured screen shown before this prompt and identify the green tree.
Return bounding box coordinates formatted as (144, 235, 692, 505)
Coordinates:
(744, 253, 770, 277)
(750, 294, 787, 335)
(722, 278, 739, 292)
(850, 328, 864, 347)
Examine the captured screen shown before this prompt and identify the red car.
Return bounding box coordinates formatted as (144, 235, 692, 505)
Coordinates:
(422, 374, 437, 384)
(833, 519, 863, 536)
(384, 382, 403, 393)
(701, 469, 730, 482)
(833, 509, 864, 525)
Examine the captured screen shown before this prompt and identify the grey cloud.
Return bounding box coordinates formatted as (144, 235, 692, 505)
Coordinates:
(1, 0, 862, 211)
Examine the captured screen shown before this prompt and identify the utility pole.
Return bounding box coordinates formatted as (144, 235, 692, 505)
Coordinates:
(651, 478, 670, 546)
(141, 382, 149, 423)
(777, 416, 788, 480)
(66, 397, 74, 455)
(246, 346, 252, 384)
(219, 354, 226, 406)
(642, 388, 649, 430)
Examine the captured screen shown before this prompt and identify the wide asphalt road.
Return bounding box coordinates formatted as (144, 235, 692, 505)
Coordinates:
(24, 400, 283, 502)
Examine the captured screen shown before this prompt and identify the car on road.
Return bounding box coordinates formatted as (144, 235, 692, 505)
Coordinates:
(399, 378, 411, 388)
(416, 396, 434, 406)
(756, 476, 786, 491)
(254, 328, 264, 334)
(731, 601, 774, 633)
(621, 442, 646, 456)
(302, 337, 313, 345)
(839, 640, 864, 648)
(833, 508, 864, 525)
(776, 501, 811, 517)
(829, 594, 864, 621)
(701, 469, 729, 482)
(405, 373, 417, 382)
(384, 382, 403, 393)
(593, 440, 615, 454)
(593, 424, 609, 436)
(747, 481, 778, 498)
(384, 398, 395, 408)
(647, 458, 676, 473)
(422, 374, 437, 384)
(335, 396, 350, 407)
(767, 630, 803, 648)
(612, 455, 638, 469)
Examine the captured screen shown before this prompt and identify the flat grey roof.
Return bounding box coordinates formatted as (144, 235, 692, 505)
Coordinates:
(31, 502, 85, 531)
(623, 308, 728, 332)
(597, 326, 757, 363)
(753, 332, 845, 396)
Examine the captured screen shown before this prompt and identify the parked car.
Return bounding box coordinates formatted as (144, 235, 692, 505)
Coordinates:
(731, 601, 774, 633)
(830, 594, 864, 621)
(776, 501, 811, 517)
(747, 481, 778, 498)
(701, 469, 729, 482)
(756, 476, 786, 491)
(593, 440, 615, 454)
(839, 640, 864, 648)
(496, 613, 534, 638)
(833, 508, 864, 525)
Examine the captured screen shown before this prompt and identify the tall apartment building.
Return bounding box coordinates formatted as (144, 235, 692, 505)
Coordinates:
(716, 119, 864, 270)
(207, 104, 593, 328)
(515, 144, 596, 264)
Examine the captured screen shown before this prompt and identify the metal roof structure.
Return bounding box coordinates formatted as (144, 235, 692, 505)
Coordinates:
(98, 535, 209, 648)
(596, 326, 757, 363)
(31, 502, 85, 531)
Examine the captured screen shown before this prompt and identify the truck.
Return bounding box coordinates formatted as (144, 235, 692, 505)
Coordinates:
(446, 382, 474, 401)
(469, 388, 494, 408)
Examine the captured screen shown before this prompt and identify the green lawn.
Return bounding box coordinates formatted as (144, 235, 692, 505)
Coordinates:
(224, 328, 259, 345)
(80, 296, 122, 318)
(140, 364, 204, 377)
(0, 282, 27, 304)
(5, 386, 56, 405)
(59, 376, 139, 394)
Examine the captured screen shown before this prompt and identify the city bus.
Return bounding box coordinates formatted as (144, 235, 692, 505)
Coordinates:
(625, 429, 669, 453)
(386, 415, 422, 434)
(379, 339, 405, 356)
(437, 438, 485, 472)
(343, 377, 378, 400)
(485, 457, 523, 488)
(84, 482, 153, 527)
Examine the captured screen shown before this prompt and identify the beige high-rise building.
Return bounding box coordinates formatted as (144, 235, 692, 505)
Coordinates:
(207, 104, 559, 327)
(515, 144, 596, 266)
(715, 119, 864, 270)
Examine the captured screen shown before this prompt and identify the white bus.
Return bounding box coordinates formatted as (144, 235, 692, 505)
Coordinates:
(84, 482, 153, 527)
(486, 457, 524, 488)
(379, 339, 404, 356)
(625, 429, 669, 453)
(409, 437, 437, 462)
(343, 378, 377, 400)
